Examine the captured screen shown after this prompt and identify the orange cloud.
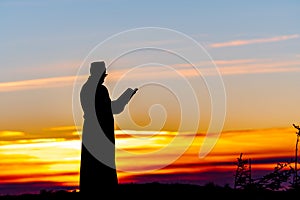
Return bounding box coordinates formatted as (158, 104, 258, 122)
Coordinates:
(0, 75, 86, 92)
(1, 58, 299, 93)
(209, 34, 300, 48)
(107, 59, 300, 80)
(43, 126, 81, 132)
(218, 59, 300, 75)
(214, 59, 258, 65)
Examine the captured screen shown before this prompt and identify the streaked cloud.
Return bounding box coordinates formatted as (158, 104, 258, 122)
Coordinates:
(1, 58, 299, 93)
(217, 59, 300, 75)
(209, 34, 300, 48)
(107, 59, 300, 80)
(0, 75, 86, 92)
(43, 126, 81, 132)
(0, 131, 25, 137)
(214, 59, 258, 65)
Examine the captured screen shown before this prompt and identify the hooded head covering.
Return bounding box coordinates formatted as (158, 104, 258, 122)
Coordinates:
(90, 61, 107, 77)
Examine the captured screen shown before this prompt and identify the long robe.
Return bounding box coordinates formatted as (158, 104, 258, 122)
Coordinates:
(79, 77, 118, 196)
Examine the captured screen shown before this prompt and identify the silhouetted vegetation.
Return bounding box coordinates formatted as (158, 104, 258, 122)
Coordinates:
(233, 124, 300, 191)
(234, 153, 296, 191)
(1, 182, 300, 200)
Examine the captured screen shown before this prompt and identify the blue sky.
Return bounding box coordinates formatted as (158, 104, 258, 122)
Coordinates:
(0, 0, 300, 133)
(1, 0, 299, 82)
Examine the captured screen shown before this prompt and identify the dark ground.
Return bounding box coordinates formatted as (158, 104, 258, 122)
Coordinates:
(0, 183, 299, 200)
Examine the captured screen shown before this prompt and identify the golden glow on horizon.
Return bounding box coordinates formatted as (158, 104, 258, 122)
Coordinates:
(117, 127, 297, 181)
(0, 127, 298, 190)
(0, 139, 80, 185)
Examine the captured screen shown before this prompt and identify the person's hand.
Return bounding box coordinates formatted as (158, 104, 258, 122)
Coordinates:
(132, 88, 138, 96)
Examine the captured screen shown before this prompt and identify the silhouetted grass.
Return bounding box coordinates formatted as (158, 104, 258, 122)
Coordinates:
(0, 182, 299, 200)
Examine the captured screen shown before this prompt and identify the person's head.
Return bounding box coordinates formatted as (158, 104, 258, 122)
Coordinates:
(90, 61, 107, 82)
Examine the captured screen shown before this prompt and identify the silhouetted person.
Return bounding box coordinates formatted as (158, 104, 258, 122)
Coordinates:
(79, 61, 137, 196)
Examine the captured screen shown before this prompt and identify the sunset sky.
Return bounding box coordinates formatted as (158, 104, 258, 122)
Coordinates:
(1, 0, 300, 195)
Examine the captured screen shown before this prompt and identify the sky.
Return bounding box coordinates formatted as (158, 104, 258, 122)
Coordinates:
(0, 0, 300, 195)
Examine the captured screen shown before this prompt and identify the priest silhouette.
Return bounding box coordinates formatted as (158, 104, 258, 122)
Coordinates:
(79, 61, 137, 196)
